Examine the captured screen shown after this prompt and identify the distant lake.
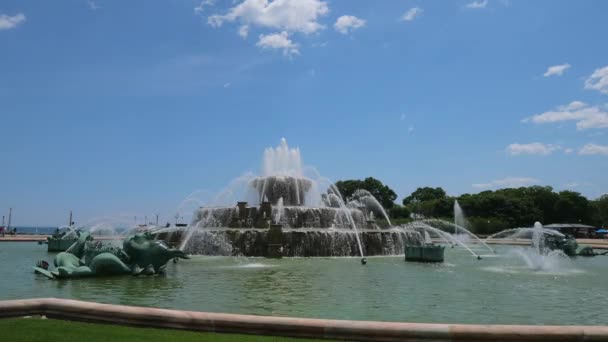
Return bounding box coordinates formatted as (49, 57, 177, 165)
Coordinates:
(10, 226, 58, 235)
(9, 226, 132, 235)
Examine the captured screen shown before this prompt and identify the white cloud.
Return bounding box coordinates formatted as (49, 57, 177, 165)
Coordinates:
(522, 101, 608, 130)
(223, 82, 231, 88)
(466, 0, 488, 9)
(333, 15, 365, 34)
(408, 125, 415, 133)
(543, 63, 571, 77)
(87, 0, 99, 10)
(256, 31, 299, 56)
(579, 143, 608, 156)
(0, 13, 26, 30)
(208, 0, 328, 34)
(563, 182, 579, 189)
(401, 7, 423, 22)
(506, 142, 561, 156)
(564, 148, 574, 154)
(473, 177, 540, 189)
(585, 66, 608, 95)
(238, 25, 249, 38)
(195, 0, 215, 15)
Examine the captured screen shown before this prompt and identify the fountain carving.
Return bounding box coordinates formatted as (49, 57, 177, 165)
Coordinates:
(155, 139, 428, 257)
(34, 231, 189, 279)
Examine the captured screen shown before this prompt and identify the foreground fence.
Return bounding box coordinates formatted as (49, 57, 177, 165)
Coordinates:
(1, 298, 606, 341)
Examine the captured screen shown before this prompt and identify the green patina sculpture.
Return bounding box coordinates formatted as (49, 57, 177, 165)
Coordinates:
(46, 228, 79, 252)
(543, 234, 602, 257)
(34, 231, 189, 279)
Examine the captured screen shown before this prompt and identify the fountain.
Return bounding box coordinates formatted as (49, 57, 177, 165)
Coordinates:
(485, 222, 603, 273)
(46, 226, 79, 252)
(404, 229, 445, 262)
(487, 223, 583, 256)
(45, 214, 152, 252)
(46, 212, 79, 252)
(155, 139, 430, 258)
(34, 230, 188, 279)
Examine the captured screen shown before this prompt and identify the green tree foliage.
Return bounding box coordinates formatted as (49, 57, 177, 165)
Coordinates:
(590, 194, 608, 226)
(402, 187, 446, 205)
(402, 187, 451, 218)
(552, 191, 589, 223)
(334, 177, 397, 208)
(402, 185, 603, 234)
(457, 190, 542, 229)
(388, 205, 410, 219)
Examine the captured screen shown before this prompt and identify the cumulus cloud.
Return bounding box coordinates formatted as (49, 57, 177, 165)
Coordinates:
(579, 143, 608, 156)
(238, 25, 249, 38)
(401, 7, 423, 22)
(506, 143, 561, 156)
(87, 0, 99, 10)
(333, 15, 366, 34)
(585, 66, 608, 95)
(208, 0, 328, 34)
(543, 63, 571, 77)
(0, 13, 26, 30)
(473, 177, 540, 189)
(256, 31, 299, 56)
(466, 0, 488, 9)
(522, 101, 608, 130)
(195, 0, 215, 15)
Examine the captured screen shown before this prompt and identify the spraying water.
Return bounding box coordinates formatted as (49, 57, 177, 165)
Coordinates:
(273, 197, 284, 224)
(325, 185, 366, 258)
(487, 222, 572, 272)
(178, 139, 377, 259)
(411, 222, 481, 259)
(348, 189, 392, 226)
(452, 201, 494, 253)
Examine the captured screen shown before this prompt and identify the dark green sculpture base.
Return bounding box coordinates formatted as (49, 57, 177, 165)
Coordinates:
(47, 238, 78, 252)
(34, 231, 189, 280)
(405, 244, 445, 263)
(576, 245, 596, 257)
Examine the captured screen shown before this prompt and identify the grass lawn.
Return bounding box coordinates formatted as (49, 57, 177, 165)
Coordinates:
(0, 317, 334, 342)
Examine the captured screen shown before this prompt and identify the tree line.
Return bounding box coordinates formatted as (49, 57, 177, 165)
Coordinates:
(335, 177, 608, 234)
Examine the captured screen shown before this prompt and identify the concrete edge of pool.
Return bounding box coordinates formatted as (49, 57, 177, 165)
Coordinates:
(1, 298, 607, 341)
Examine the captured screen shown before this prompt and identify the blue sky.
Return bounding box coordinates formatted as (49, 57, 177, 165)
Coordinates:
(1, 0, 607, 226)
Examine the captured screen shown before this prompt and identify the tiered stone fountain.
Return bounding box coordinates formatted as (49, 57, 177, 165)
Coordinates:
(155, 139, 424, 257)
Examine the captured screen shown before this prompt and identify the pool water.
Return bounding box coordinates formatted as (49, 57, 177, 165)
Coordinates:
(1, 242, 607, 325)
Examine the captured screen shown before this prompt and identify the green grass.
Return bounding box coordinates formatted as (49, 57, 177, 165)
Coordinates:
(0, 317, 333, 342)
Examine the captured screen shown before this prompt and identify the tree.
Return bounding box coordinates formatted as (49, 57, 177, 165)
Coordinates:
(553, 191, 589, 223)
(388, 205, 411, 219)
(334, 177, 398, 208)
(590, 194, 608, 226)
(402, 187, 446, 206)
(520, 186, 560, 223)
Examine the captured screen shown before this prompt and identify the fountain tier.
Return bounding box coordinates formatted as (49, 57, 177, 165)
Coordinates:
(158, 228, 420, 257)
(250, 176, 312, 206)
(193, 205, 369, 229)
(167, 139, 423, 257)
